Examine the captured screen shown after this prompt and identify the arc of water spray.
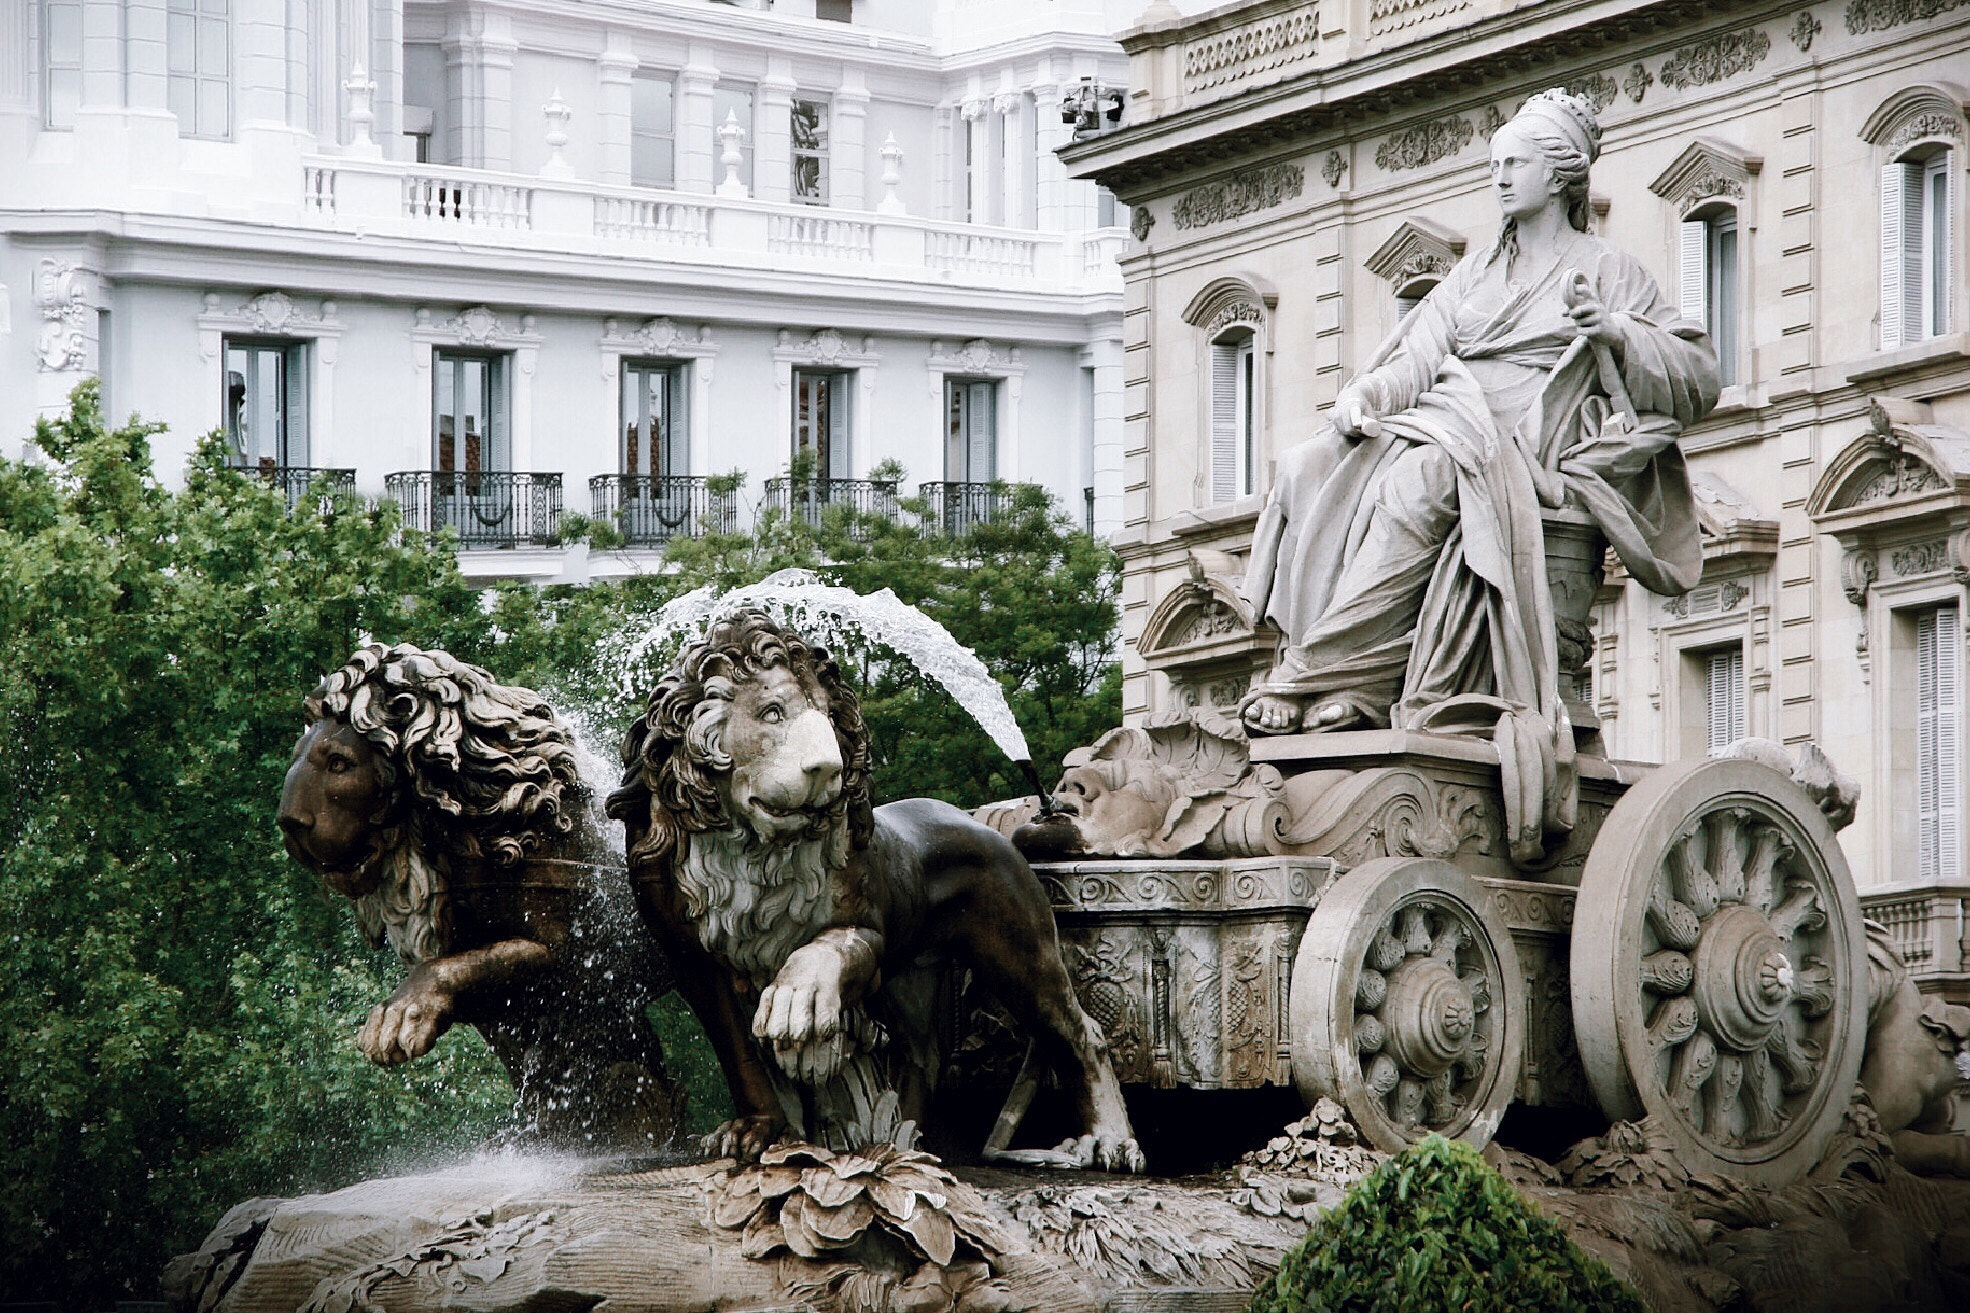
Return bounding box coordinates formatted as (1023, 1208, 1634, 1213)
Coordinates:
(603, 570, 1056, 813)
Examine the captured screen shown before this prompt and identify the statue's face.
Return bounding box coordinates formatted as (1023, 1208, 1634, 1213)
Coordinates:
(713, 661, 845, 842)
(279, 718, 390, 897)
(1489, 123, 1564, 223)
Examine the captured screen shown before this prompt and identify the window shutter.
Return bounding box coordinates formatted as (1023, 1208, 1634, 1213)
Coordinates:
(1706, 647, 1744, 751)
(1679, 219, 1708, 326)
(1936, 605, 1962, 879)
(1882, 160, 1916, 349)
(829, 374, 852, 479)
(1210, 339, 1239, 502)
(968, 381, 996, 482)
(489, 356, 510, 471)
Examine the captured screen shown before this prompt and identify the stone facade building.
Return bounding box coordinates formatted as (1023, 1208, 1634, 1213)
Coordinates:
(0, 0, 1138, 579)
(1066, 0, 1969, 993)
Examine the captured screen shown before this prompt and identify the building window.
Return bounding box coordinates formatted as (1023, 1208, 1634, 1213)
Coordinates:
(816, 0, 853, 20)
(1209, 330, 1255, 502)
(944, 378, 997, 482)
(1917, 602, 1962, 881)
(1702, 644, 1746, 751)
(713, 84, 755, 191)
(1395, 277, 1439, 322)
(622, 361, 683, 477)
(223, 339, 308, 467)
(791, 99, 829, 205)
(1679, 206, 1740, 387)
(631, 72, 675, 189)
(793, 369, 851, 479)
(1882, 146, 1956, 348)
(433, 351, 509, 473)
(42, 0, 82, 129)
(167, 0, 231, 139)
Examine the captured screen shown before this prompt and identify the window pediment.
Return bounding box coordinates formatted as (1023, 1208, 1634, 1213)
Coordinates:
(1139, 550, 1257, 659)
(1808, 397, 1970, 522)
(1364, 217, 1468, 286)
(1860, 83, 1968, 155)
(1648, 138, 1763, 215)
(1181, 275, 1278, 338)
(1691, 474, 1778, 566)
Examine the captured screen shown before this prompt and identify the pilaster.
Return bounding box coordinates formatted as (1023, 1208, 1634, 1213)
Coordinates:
(756, 56, 796, 205)
(1088, 332, 1125, 535)
(677, 45, 718, 195)
(831, 67, 868, 211)
(1032, 65, 1069, 231)
(597, 34, 636, 187)
(996, 84, 1025, 229)
(962, 96, 988, 223)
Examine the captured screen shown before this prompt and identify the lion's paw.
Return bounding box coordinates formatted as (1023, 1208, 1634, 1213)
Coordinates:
(704, 1114, 786, 1162)
(1051, 1132, 1148, 1174)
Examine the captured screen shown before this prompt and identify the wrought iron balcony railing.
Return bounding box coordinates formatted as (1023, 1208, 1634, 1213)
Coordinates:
(233, 463, 358, 512)
(384, 470, 564, 548)
(589, 474, 736, 545)
(918, 481, 1006, 536)
(762, 477, 900, 540)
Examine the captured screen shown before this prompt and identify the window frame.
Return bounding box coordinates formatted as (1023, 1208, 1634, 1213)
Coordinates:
(221, 337, 309, 468)
(1881, 143, 1957, 349)
(1914, 601, 1963, 882)
(431, 349, 511, 475)
(620, 359, 686, 479)
(1208, 328, 1256, 504)
(631, 70, 677, 190)
(793, 367, 853, 480)
(943, 376, 998, 484)
(790, 98, 829, 206)
(41, 0, 83, 130)
(1679, 202, 1741, 389)
(167, 0, 232, 140)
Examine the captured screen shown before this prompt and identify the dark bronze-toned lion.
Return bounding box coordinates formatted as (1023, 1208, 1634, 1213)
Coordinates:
(278, 643, 680, 1150)
(608, 609, 1142, 1170)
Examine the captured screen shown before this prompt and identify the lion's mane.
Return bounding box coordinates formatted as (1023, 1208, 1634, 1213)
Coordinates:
(607, 609, 875, 873)
(307, 643, 591, 962)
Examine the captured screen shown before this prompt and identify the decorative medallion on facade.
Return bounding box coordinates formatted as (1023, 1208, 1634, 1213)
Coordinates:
(926, 338, 1021, 376)
(1373, 116, 1474, 172)
(197, 291, 344, 363)
(34, 260, 96, 373)
(1658, 28, 1772, 90)
(609, 316, 712, 359)
(1130, 207, 1155, 242)
(1891, 541, 1950, 577)
(1790, 11, 1823, 49)
(1844, 0, 1966, 34)
(1321, 152, 1347, 188)
(1364, 218, 1469, 288)
(1171, 164, 1306, 230)
(1647, 139, 1763, 214)
(776, 327, 881, 371)
(1622, 63, 1654, 104)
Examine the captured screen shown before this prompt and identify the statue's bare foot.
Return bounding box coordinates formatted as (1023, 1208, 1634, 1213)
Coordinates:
(703, 1114, 785, 1162)
(1307, 702, 1368, 732)
(1051, 1131, 1148, 1174)
(1242, 693, 1305, 734)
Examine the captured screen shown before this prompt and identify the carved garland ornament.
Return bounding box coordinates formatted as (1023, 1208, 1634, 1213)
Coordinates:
(1891, 540, 1949, 577)
(1790, 11, 1823, 49)
(1171, 164, 1306, 230)
(1887, 114, 1965, 157)
(1658, 28, 1772, 91)
(1564, 74, 1620, 114)
(35, 259, 95, 373)
(1374, 116, 1474, 172)
(1321, 152, 1347, 188)
(1845, 0, 1967, 33)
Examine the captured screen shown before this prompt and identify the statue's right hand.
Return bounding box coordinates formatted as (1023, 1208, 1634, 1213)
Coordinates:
(1332, 383, 1385, 440)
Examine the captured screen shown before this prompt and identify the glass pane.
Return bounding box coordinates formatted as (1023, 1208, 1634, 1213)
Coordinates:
(202, 0, 229, 17)
(250, 348, 283, 463)
(435, 357, 456, 470)
(632, 75, 673, 136)
(168, 0, 194, 13)
(462, 359, 486, 473)
(224, 346, 248, 453)
(632, 134, 674, 189)
(198, 77, 227, 136)
(48, 70, 81, 127)
(791, 101, 825, 152)
(199, 16, 227, 72)
(48, 4, 83, 60)
(168, 13, 197, 72)
(1931, 166, 1950, 332)
(621, 369, 639, 475)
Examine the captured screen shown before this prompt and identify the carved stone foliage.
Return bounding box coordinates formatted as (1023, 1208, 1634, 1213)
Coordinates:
(1171, 163, 1306, 230)
(1564, 74, 1620, 114)
(1845, 0, 1966, 33)
(782, 325, 879, 367)
(1648, 138, 1764, 216)
(1365, 218, 1469, 288)
(1374, 115, 1474, 171)
(1623, 63, 1654, 103)
(1891, 540, 1949, 576)
(1658, 28, 1772, 90)
(35, 259, 95, 372)
(1130, 206, 1154, 241)
(1841, 549, 1879, 605)
(610, 315, 711, 358)
(1887, 113, 1964, 157)
(1321, 151, 1347, 188)
(1852, 455, 1948, 505)
(926, 337, 1016, 375)
(1790, 11, 1822, 49)
(1477, 104, 1506, 139)
(1663, 579, 1749, 618)
(414, 304, 538, 347)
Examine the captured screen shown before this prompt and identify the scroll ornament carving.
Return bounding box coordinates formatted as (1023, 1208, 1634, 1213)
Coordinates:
(1374, 116, 1474, 171)
(1887, 114, 1965, 157)
(1205, 301, 1265, 340)
(1790, 11, 1823, 49)
(1622, 63, 1654, 104)
(1891, 540, 1949, 577)
(1683, 170, 1745, 202)
(1321, 152, 1347, 188)
(929, 337, 1012, 373)
(1399, 252, 1453, 281)
(35, 259, 93, 373)
(1845, 0, 1967, 34)
(1659, 28, 1771, 89)
(1171, 164, 1306, 230)
(1850, 455, 1947, 505)
(629, 316, 690, 355)
(449, 305, 505, 345)
(1841, 549, 1879, 605)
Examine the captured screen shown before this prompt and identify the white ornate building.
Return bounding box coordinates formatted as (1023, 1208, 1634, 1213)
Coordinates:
(1067, 0, 1970, 993)
(0, 0, 1141, 577)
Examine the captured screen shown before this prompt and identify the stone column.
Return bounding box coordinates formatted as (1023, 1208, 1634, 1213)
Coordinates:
(931, 103, 955, 221)
(755, 56, 795, 204)
(995, 85, 1024, 229)
(676, 44, 717, 195)
(1031, 63, 1070, 231)
(831, 67, 868, 211)
(961, 96, 988, 223)
(597, 34, 636, 186)
(478, 16, 516, 172)
(442, 20, 474, 165)
(235, 0, 291, 127)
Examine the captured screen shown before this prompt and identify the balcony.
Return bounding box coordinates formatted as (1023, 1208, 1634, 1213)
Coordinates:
(762, 477, 900, 540)
(297, 158, 1126, 293)
(232, 463, 358, 512)
(590, 474, 737, 546)
(1860, 883, 1970, 994)
(385, 471, 564, 548)
(918, 481, 1007, 536)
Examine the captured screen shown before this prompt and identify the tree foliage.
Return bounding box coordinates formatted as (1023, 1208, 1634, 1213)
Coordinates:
(0, 387, 1121, 1306)
(1249, 1135, 1644, 1313)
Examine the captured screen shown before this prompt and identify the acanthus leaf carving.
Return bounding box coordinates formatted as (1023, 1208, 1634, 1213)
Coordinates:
(1790, 11, 1823, 49)
(1171, 164, 1306, 230)
(1321, 152, 1348, 188)
(1374, 116, 1474, 172)
(1658, 28, 1772, 90)
(1886, 113, 1965, 157)
(1845, 0, 1967, 34)
(1890, 540, 1949, 577)
(35, 259, 95, 373)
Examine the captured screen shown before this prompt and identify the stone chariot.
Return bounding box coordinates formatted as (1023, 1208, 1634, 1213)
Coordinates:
(995, 508, 1868, 1188)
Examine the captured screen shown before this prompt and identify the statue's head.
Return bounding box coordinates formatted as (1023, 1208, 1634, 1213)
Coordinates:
(1490, 89, 1600, 233)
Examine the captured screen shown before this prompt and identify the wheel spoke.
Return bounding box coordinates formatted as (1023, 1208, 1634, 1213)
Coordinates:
(1667, 1029, 1717, 1127)
(1742, 1046, 1787, 1142)
(1709, 808, 1748, 905)
(1768, 884, 1825, 941)
(1743, 826, 1790, 915)
(1673, 835, 1721, 918)
(1646, 995, 1699, 1050)
(1640, 950, 1693, 995)
(1704, 1052, 1744, 1147)
(1646, 882, 1702, 950)
(1766, 1020, 1823, 1094)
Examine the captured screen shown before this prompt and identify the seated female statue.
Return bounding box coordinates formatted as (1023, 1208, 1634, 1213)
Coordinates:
(1240, 89, 1718, 860)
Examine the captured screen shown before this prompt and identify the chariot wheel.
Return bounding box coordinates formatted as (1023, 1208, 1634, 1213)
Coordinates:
(1291, 857, 1525, 1154)
(1571, 757, 1867, 1186)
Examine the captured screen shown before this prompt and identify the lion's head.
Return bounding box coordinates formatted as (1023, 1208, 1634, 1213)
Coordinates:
(609, 609, 875, 869)
(279, 643, 590, 962)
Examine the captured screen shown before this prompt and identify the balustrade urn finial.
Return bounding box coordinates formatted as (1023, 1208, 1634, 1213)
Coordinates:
(717, 110, 750, 199)
(877, 133, 907, 216)
(541, 87, 574, 178)
(343, 62, 381, 159)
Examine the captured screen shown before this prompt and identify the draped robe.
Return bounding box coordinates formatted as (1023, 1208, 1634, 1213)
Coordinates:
(1244, 234, 1719, 861)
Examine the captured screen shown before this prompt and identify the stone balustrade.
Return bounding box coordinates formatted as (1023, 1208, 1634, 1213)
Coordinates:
(1860, 883, 1970, 985)
(297, 156, 1122, 291)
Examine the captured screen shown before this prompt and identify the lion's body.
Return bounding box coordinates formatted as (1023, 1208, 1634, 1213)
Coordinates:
(611, 611, 1141, 1168)
(1861, 920, 1970, 1175)
(280, 644, 681, 1151)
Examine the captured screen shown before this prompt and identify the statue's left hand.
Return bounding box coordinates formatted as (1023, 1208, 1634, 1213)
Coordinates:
(357, 974, 455, 1066)
(755, 939, 850, 1047)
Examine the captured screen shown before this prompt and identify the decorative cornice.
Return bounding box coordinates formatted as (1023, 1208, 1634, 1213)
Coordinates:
(1365, 217, 1469, 286)
(411, 304, 540, 349)
(1658, 26, 1771, 90)
(1170, 163, 1305, 229)
(1374, 114, 1473, 172)
(600, 317, 717, 360)
(1647, 138, 1763, 214)
(927, 337, 1022, 377)
(1859, 84, 1969, 151)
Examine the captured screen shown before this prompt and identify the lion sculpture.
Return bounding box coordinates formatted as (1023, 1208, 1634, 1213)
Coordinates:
(278, 643, 681, 1150)
(608, 609, 1143, 1170)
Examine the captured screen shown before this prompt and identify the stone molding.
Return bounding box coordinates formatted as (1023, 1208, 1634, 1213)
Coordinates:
(1364, 217, 1468, 289)
(1658, 27, 1772, 91)
(1647, 138, 1763, 216)
(411, 305, 541, 352)
(1373, 115, 1473, 172)
(1170, 163, 1305, 230)
(1845, 0, 1969, 35)
(1858, 83, 1969, 156)
(925, 336, 1021, 379)
(775, 326, 878, 371)
(600, 316, 718, 368)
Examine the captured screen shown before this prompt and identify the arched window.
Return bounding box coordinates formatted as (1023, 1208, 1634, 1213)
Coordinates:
(1861, 87, 1964, 351)
(1367, 218, 1466, 334)
(1679, 200, 1741, 388)
(1182, 276, 1275, 506)
(1394, 275, 1440, 322)
(1208, 326, 1256, 502)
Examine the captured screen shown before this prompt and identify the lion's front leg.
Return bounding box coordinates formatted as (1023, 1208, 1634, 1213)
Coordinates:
(753, 927, 883, 1064)
(358, 939, 552, 1066)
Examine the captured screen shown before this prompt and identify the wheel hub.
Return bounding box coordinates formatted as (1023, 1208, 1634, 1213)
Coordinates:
(1692, 903, 1791, 1051)
(1380, 957, 1477, 1078)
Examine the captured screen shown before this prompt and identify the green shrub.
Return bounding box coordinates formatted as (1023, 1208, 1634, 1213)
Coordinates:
(1250, 1135, 1643, 1313)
